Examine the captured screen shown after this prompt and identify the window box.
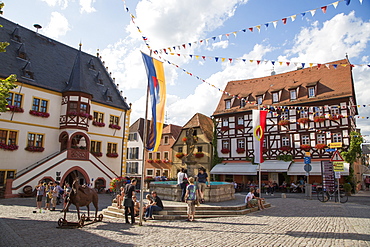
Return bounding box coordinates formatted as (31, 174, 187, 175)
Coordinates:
(236, 148, 245, 154)
(29, 110, 50, 118)
(329, 114, 343, 121)
(195, 152, 204, 158)
(279, 146, 292, 152)
(278, 120, 290, 126)
(315, 144, 327, 150)
(182, 137, 188, 142)
(25, 146, 44, 152)
(106, 153, 119, 158)
(67, 111, 78, 116)
(109, 124, 121, 130)
(176, 152, 185, 159)
(297, 118, 309, 124)
(221, 148, 230, 154)
(221, 126, 230, 131)
(300, 144, 311, 151)
(0, 143, 19, 151)
(235, 125, 244, 130)
(154, 159, 161, 163)
(147, 159, 154, 163)
(91, 151, 103, 157)
(6, 105, 24, 113)
(79, 112, 93, 119)
(92, 121, 105, 127)
(162, 159, 171, 163)
(313, 116, 326, 123)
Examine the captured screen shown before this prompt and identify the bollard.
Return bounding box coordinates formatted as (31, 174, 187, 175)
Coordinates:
(281, 193, 286, 199)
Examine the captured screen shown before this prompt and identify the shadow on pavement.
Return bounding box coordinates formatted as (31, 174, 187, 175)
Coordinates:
(285, 231, 370, 241)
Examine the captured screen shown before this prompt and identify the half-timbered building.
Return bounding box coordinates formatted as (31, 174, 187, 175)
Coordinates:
(212, 58, 356, 187)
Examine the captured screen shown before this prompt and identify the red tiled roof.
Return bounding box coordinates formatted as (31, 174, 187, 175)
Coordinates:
(183, 113, 213, 142)
(213, 59, 356, 116)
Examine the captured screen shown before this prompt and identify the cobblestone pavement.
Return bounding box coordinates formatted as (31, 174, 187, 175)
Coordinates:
(0, 191, 369, 247)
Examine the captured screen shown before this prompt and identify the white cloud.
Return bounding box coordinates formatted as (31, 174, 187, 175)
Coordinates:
(42, 12, 70, 39)
(79, 0, 96, 14)
(41, 0, 69, 9)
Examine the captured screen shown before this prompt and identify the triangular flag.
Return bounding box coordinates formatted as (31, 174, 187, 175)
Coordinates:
(345, 0, 351, 5)
(286, 62, 290, 66)
(333, 1, 339, 8)
(301, 12, 306, 17)
(221, 58, 226, 62)
(215, 57, 219, 62)
(271, 61, 275, 65)
(264, 23, 269, 29)
(229, 58, 233, 63)
(310, 9, 316, 17)
(242, 29, 246, 32)
(257, 60, 261, 65)
(333, 64, 338, 69)
(325, 64, 330, 69)
(317, 64, 322, 69)
(321, 6, 327, 14)
(249, 27, 253, 32)
(309, 63, 313, 67)
(282, 18, 287, 24)
(219, 35, 223, 41)
(279, 62, 283, 66)
(225, 33, 230, 39)
(202, 56, 206, 60)
(301, 63, 305, 68)
(359, 0, 363, 4)
(195, 55, 199, 60)
(272, 21, 278, 28)
(232, 31, 237, 37)
(212, 37, 216, 41)
(256, 25, 261, 32)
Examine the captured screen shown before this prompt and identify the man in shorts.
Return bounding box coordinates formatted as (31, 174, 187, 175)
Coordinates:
(245, 188, 258, 208)
(196, 167, 210, 203)
(35, 181, 45, 209)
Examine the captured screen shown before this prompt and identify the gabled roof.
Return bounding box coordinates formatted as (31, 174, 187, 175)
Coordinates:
(163, 124, 182, 140)
(183, 113, 213, 142)
(0, 16, 129, 110)
(213, 59, 357, 116)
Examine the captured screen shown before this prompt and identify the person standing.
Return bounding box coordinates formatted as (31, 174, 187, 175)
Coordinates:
(184, 177, 199, 222)
(177, 168, 188, 202)
(50, 182, 58, 211)
(365, 176, 370, 191)
(144, 191, 163, 220)
(196, 167, 210, 203)
(35, 181, 45, 210)
(123, 179, 137, 224)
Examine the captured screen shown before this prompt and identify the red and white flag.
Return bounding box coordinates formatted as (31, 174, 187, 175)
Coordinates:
(253, 110, 268, 164)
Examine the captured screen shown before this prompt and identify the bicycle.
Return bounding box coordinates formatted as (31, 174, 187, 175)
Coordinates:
(317, 189, 348, 203)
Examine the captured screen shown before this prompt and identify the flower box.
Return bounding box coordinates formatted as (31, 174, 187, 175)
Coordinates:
(6, 105, 24, 113)
(147, 159, 154, 163)
(195, 152, 204, 158)
(109, 124, 121, 130)
(154, 159, 161, 163)
(0, 143, 19, 151)
(315, 144, 327, 150)
(162, 159, 171, 163)
(106, 153, 119, 158)
(221, 126, 230, 131)
(221, 148, 230, 154)
(29, 110, 50, 118)
(67, 111, 78, 116)
(79, 112, 92, 119)
(297, 118, 309, 124)
(25, 146, 44, 152)
(235, 125, 244, 130)
(92, 121, 105, 127)
(300, 144, 311, 151)
(279, 146, 292, 152)
(91, 151, 103, 157)
(313, 116, 326, 123)
(176, 152, 185, 159)
(110, 177, 127, 191)
(182, 137, 188, 142)
(278, 120, 290, 126)
(329, 114, 343, 121)
(236, 148, 245, 154)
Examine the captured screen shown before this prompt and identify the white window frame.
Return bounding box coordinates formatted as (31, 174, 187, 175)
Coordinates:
(272, 92, 279, 103)
(222, 118, 228, 127)
(257, 96, 263, 105)
(332, 133, 342, 143)
(146, 169, 154, 176)
(308, 87, 316, 98)
(290, 90, 297, 100)
(225, 100, 231, 109)
(317, 134, 325, 144)
(282, 136, 290, 146)
(302, 135, 310, 145)
(237, 117, 243, 125)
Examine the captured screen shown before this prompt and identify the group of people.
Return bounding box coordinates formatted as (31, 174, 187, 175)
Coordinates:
(177, 167, 210, 222)
(115, 178, 164, 224)
(35, 181, 69, 211)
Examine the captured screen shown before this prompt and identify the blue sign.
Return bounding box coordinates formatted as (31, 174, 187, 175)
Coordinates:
(304, 164, 312, 173)
(325, 148, 336, 152)
(304, 156, 311, 164)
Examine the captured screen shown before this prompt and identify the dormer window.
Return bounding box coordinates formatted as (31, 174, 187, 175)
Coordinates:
(272, 92, 279, 103)
(240, 98, 246, 108)
(225, 100, 231, 109)
(107, 96, 112, 102)
(96, 72, 103, 85)
(12, 27, 21, 43)
(290, 89, 297, 100)
(256, 95, 263, 105)
(308, 87, 316, 98)
(88, 59, 96, 70)
(17, 44, 27, 60)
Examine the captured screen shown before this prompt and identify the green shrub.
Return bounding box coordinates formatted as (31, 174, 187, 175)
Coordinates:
(343, 183, 352, 192)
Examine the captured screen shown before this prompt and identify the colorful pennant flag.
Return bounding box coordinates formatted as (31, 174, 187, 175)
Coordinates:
(253, 110, 268, 164)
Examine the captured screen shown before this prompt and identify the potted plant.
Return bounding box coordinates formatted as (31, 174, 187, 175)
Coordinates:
(147, 159, 153, 163)
(221, 148, 230, 154)
(300, 144, 311, 151)
(92, 121, 105, 127)
(106, 152, 119, 158)
(343, 183, 352, 196)
(91, 151, 103, 157)
(315, 143, 327, 150)
(109, 124, 121, 130)
(297, 118, 309, 124)
(6, 105, 24, 112)
(0, 143, 19, 151)
(329, 114, 344, 121)
(25, 146, 45, 152)
(154, 159, 161, 163)
(313, 116, 326, 123)
(176, 152, 184, 159)
(236, 148, 245, 154)
(195, 152, 204, 158)
(29, 110, 50, 118)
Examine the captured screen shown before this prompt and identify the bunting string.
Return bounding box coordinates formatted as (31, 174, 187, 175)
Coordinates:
(152, 0, 359, 54)
(161, 52, 370, 68)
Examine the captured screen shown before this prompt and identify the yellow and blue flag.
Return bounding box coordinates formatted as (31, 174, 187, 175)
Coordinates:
(141, 52, 166, 152)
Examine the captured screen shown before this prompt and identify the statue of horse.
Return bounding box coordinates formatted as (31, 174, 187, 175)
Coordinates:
(62, 179, 99, 222)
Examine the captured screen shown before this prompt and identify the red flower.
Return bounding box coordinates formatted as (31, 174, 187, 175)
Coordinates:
(6, 105, 24, 113)
(194, 152, 204, 158)
(236, 148, 245, 154)
(29, 110, 50, 118)
(109, 124, 121, 130)
(0, 143, 19, 151)
(221, 148, 230, 154)
(25, 146, 45, 152)
(91, 151, 103, 157)
(300, 144, 311, 151)
(221, 126, 230, 131)
(313, 116, 326, 123)
(329, 115, 343, 121)
(154, 159, 161, 163)
(176, 152, 185, 159)
(182, 137, 188, 142)
(162, 159, 171, 163)
(297, 118, 309, 124)
(278, 120, 290, 126)
(93, 121, 105, 127)
(106, 153, 119, 157)
(279, 146, 292, 152)
(315, 144, 327, 150)
(147, 159, 153, 163)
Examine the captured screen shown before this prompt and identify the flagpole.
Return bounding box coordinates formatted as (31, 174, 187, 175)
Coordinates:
(139, 52, 151, 226)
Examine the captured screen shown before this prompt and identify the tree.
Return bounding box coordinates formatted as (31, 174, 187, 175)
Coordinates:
(0, 20, 18, 112)
(341, 131, 363, 193)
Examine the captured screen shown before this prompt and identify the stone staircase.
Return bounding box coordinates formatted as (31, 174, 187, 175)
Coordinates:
(102, 202, 271, 220)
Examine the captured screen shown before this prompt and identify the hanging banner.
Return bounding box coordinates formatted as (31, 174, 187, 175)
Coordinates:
(141, 52, 166, 152)
(253, 110, 268, 164)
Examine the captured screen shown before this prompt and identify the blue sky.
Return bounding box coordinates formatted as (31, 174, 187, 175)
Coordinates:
(2, 0, 370, 137)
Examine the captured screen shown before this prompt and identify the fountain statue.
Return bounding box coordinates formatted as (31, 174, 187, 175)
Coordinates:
(183, 127, 198, 177)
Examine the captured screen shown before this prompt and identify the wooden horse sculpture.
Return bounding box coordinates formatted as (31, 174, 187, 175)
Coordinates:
(63, 179, 99, 222)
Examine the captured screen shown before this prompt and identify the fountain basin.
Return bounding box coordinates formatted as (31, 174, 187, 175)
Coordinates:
(149, 181, 235, 202)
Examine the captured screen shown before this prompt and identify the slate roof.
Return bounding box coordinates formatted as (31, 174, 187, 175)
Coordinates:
(183, 113, 213, 142)
(0, 16, 130, 110)
(213, 59, 357, 116)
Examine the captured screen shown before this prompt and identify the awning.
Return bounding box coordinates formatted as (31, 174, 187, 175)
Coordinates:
(210, 163, 258, 175)
(288, 162, 349, 176)
(259, 160, 291, 172)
